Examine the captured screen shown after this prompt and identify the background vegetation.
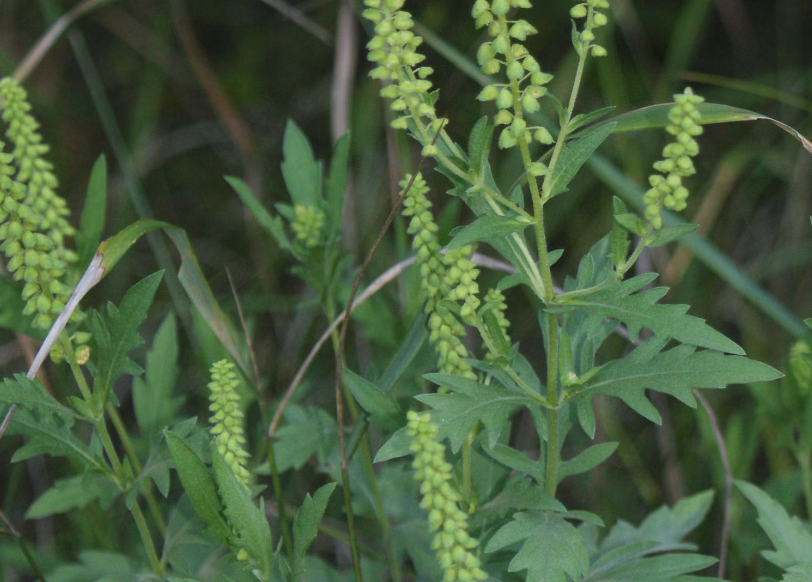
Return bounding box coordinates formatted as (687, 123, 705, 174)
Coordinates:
(1, 0, 811, 580)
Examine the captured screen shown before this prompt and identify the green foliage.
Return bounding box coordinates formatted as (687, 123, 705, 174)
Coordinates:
(1, 1, 809, 581)
(735, 481, 812, 570)
(90, 271, 164, 407)
(291, 482, 337, 580)
(486, 511, 590, 582)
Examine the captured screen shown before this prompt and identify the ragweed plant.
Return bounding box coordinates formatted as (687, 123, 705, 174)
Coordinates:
(208, 359, 251, 488)
(3, 2, 812, 582)
(357, 1, 803, 581)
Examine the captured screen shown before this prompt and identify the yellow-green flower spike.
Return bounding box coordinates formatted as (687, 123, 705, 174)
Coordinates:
(407, 411, 487, 582)
(0, 144, 72, 330)
(208, 360, 251, 488)
(472, 0, 555, 152)
(643, 88, 704, 229)
(0, 78, 76, 264)
(363, 0, 438, 131)
(401, 174, 477, 381)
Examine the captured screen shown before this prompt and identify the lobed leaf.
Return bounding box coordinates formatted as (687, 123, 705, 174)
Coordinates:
(576, 339, 781, 423)
(92, 271, 164, 405)
(292, 482, 337, 579)
(736, 480, 812, 569)
(553, 275, 745, 354)
(486, 511, 589, 582)
(132, 313, 182, 440)
(418, 373, 535, 452)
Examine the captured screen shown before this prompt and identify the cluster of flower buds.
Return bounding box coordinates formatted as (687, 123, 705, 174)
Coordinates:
(407, 411, 488, 582)
(472, 0, 555, 154)
(570, 0, 610, 58)
(208, 360, 251, 488)
(0, 78, 76, 263)
(643, 88, 704, 229)
(0, 148, 72, 329)
(363, 0, 444, 150)
(291, 204, 325, 248)
(401, 174, 477, 380)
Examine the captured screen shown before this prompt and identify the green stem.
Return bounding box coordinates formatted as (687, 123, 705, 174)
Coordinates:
(105, 403, 167, 536)
(266, 438, 294, 561)
(131, 502, 163, 576)
(543, 312, 561, 495)
(797, 449, 812, 520)
(617, 233, 650, 277)
(341, 466, 364, 582)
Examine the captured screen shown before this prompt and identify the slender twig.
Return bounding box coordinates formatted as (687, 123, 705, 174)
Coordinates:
(170, 0, 262, 192)
(693, 389, 732, 579)
(256, 0, 333, 46)
(331, 0, 357, 144)
(14, 0, 118, 82)
(267, 257, 415, 438)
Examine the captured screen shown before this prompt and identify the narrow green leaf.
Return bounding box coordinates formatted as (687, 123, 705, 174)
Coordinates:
(548, 122, 616, 198)
(482, 308, 511, 359)
(609, 197, 630, 270)
(589, 103, 812, 154)
(292, 482, 337, 579)
(97, 219, 172, 274)
(646, 223, 699, 247)
(446, 214, 530, 251)
(595, 554, 717, 581)
(76, 155, 108, 271)
(226, 175, 293, 253)
(133, 313, 182, 440)
(343, 368, 404, 432)
(326, 133, 351, 230)
(377, 312, 427, 392)
(373, 425, 412, 463)
(486, 511, 589, 582)
(212, 448, 273, 575)
(736, 480, 812, 569)
(281, 119, 322, 208)
(469, 116, 494, 179)
(165, 430, 230, 545)
(166, 227, 250, 379)
(558, 442, 618, 482)
(567, 106, 616, 134)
